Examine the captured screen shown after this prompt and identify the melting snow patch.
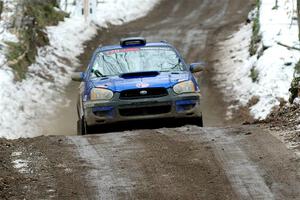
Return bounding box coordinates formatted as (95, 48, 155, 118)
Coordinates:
(12, 159, 29, 174)
(11, 151, 30, 173)
(214, 0, 300, 120)
(11, 151, 22, 157)
(226, 105, 240, 120)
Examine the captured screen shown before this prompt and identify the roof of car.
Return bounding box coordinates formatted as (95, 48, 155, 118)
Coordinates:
(97, 42, 174, 52)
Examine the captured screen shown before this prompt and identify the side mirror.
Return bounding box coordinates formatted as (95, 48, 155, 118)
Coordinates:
(190, 62, 206, 73)
(71, 72, 84, 82)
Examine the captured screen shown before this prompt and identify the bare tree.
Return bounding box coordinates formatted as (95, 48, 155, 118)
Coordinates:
(298, 0, 300, 40)
(0, 1, 3, 19)
(274, 0, 278, 9)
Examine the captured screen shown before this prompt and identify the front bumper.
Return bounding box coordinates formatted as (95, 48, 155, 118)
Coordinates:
(83, 91, 201, 126)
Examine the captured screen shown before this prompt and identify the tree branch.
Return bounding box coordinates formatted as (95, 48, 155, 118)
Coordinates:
(277, 41, 300, 51)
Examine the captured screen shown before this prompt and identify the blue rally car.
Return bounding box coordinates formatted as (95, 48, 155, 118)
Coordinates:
(72, 37, 204, 135)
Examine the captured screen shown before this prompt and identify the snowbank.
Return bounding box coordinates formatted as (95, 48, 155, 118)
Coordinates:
(214, 0, 300, 120)
(0, 0, 160, 139)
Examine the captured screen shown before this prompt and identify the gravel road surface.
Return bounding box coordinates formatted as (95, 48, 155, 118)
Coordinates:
(2, 126, 299, 199)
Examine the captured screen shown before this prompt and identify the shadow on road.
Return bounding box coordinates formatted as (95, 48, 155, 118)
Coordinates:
(90, 118, 202, 134)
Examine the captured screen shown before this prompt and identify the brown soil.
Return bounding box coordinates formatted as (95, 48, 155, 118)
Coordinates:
(261, 103, 300, 150)
(0, 136, 89, 199)
(2, 126, 300, 199)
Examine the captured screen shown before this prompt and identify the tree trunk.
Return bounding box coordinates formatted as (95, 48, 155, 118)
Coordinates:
(0, 1, 3, 19)
(298, 0, 300, 40)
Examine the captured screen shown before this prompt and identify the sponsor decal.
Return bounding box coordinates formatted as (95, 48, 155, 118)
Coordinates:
(106, 48, 140, 55)
(136, 82, 150, 88)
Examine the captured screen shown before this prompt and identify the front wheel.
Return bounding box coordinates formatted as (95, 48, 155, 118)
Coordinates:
(190, 116, 203, 127)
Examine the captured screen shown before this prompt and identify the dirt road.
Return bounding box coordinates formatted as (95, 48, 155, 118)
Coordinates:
(3, 126, 299, 199)
(1, 0, 300, 199)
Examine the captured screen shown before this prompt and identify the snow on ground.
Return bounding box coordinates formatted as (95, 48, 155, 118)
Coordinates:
(213, 0, 300, 120)
(0, 0, 160, 139)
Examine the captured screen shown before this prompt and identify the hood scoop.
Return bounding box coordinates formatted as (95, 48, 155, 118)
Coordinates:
(120, 71, 160, 79)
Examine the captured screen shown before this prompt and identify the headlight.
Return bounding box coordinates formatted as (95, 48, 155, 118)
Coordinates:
(90, 88, 113, 100)
(173, 80, 196, 94)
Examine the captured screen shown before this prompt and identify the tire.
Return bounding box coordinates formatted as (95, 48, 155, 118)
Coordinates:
(191, 116, 203, 127)
(77, 118, 86, 135)
(77, 117, 92, 135)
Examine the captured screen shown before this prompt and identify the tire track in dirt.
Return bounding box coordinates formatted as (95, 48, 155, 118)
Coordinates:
(202, 128, 274, 199)
(69, 128, 238, 199)
(130, 127, 238, 199)
(2, 126, 299, 199)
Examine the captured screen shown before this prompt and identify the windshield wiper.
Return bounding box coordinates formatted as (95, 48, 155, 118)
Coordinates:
(92, 69, 105, 77)
(170, 59, 181, 70)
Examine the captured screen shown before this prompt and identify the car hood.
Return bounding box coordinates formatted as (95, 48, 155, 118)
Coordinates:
(89, 71, 191, 92)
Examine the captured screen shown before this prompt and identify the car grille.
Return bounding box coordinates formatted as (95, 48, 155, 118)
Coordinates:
(119, 88, 168, 100)
(119, 105, 171, 116)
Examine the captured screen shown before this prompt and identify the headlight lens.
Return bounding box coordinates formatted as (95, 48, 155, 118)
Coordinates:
(173, 80, 196, 94)
(90, 88, 113, 100)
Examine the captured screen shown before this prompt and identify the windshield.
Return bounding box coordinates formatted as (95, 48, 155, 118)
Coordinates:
(91, 47, 185, 77)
